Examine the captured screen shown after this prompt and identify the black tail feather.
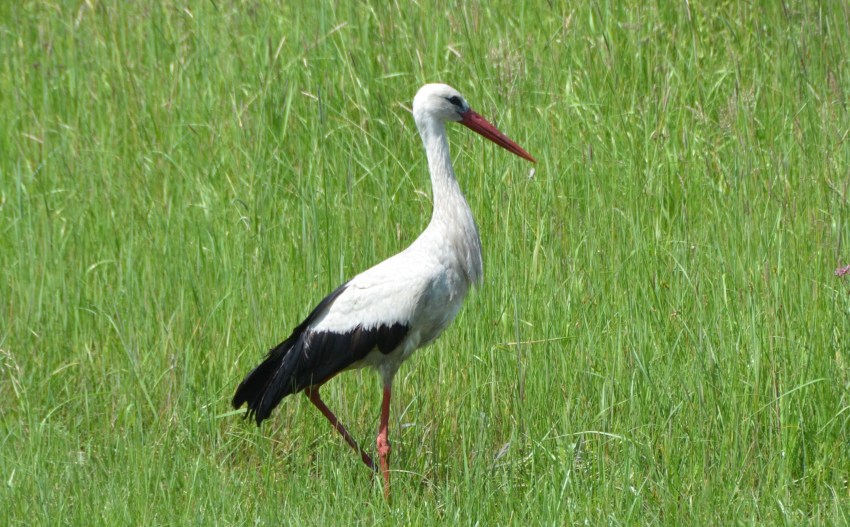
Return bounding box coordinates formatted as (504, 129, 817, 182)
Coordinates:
(232, 338, 300, 426)
(232, 284, 351, 426)
(231, 283, 411, 427)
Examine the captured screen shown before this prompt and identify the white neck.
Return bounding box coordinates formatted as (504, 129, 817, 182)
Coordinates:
(415, 115, 483, 286)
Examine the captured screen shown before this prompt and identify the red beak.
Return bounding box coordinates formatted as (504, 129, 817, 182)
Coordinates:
(459, 110, 536, 163)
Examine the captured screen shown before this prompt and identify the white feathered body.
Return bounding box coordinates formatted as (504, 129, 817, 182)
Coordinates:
(320, 200, 482, 383)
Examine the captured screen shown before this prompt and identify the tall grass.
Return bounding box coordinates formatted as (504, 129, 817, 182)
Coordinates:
(1, 1, 849, 524)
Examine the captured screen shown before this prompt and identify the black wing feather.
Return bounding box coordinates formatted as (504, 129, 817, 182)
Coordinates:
(232, 283, 409, 426)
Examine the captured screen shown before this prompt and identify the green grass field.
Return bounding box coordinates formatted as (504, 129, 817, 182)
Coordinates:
(2, 1, 850, 524)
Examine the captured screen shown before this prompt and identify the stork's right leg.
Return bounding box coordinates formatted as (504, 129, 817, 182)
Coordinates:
(376, 384, 392, 500)
(304, 386, 376, 471)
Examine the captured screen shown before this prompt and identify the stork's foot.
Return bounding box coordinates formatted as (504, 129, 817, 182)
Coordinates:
(378, 385, 392, 500)
(377, 433, 391, 496)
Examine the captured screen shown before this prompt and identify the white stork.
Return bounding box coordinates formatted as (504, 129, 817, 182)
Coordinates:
(232, 83, 535, 498)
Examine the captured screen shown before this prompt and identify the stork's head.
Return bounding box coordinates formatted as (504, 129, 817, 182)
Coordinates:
(412, 83, 536, 163)
(413, 83, 470, 123)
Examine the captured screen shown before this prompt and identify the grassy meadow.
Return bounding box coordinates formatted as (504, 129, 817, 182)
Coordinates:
(2, 1, 850, 524)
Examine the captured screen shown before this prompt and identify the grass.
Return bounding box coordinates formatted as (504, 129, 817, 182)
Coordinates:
(2, 0, 849, 524)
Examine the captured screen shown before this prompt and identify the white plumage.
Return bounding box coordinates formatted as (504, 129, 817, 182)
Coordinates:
(233, 83, 535, 499)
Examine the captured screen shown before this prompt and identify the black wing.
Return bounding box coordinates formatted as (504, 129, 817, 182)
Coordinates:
(232, 283, 408, 425)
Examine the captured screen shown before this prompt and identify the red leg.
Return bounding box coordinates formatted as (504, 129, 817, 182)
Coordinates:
(376, 384, 392, 500)
(305, 386, 376, 471)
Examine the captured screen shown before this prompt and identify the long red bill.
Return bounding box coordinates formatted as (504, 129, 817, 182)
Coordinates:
(459, 110, 536, 163)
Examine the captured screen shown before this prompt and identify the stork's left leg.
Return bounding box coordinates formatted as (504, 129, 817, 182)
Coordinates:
(305, 386, 376, 471)
(377, 384, 392, 499)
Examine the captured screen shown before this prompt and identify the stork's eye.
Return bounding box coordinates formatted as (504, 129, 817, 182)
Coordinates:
(447, 96, 463, 107)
